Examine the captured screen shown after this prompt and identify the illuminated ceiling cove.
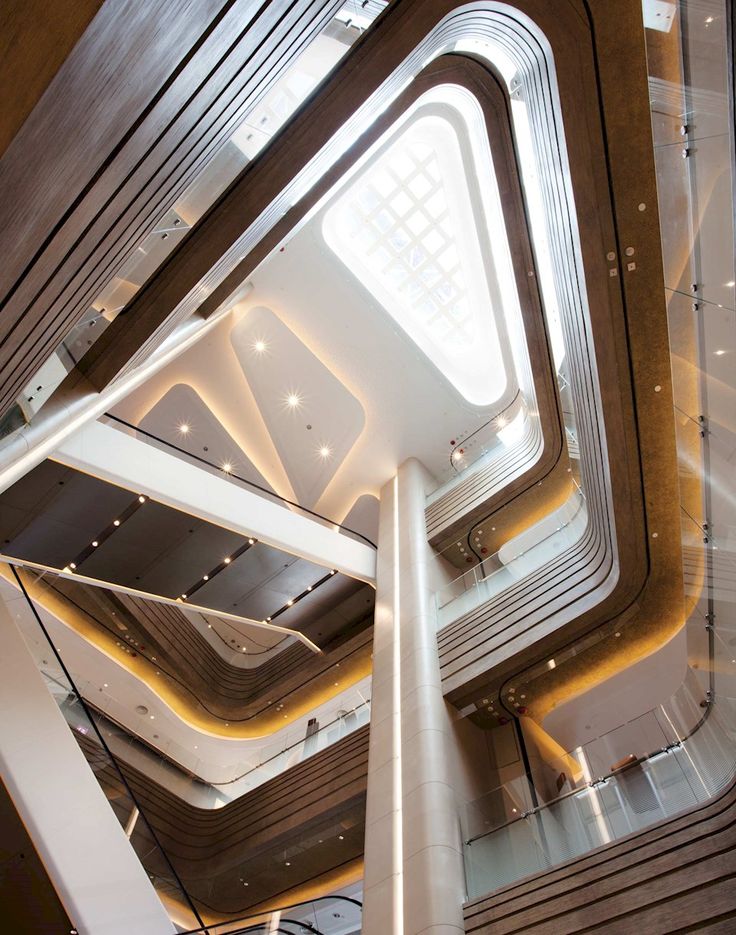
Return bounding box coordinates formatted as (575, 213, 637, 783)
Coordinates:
(323, 85, 519, 406)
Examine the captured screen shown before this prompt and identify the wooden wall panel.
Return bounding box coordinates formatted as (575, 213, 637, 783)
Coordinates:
(0, 0, 103, 157)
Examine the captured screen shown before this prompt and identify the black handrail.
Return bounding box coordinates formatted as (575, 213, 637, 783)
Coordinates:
(177, 895, 362, 935)
(448, 389, 522, 474)
(103, 412, 377, 548)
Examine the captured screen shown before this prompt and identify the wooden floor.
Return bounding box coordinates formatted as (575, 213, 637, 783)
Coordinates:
(463, 776, 736, 933)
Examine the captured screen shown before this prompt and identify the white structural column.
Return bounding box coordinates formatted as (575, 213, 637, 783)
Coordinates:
(363, 458, 465, 935)
(0, 594, 175, 935)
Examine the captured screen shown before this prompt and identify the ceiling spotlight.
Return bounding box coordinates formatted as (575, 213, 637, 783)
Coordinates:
(266, 616, 272, 622)
(726, 281, 735, 288)
(138, 495, 146, 503)
(224, 557, 231, 564)
(92, 540, 99, 547)
(113, 519, 121, 526)
(178, 423, 190, 434)
(495, 416, 508, 429)
(714, 349, 727, 356)
(69, 562, 76, 570)
(286, 392, 301, 409)
(181, 594, 187, 599)
(253, 339, 267, 354)
(330, 569, 337, 575)
(287, 599, 294, 606)
(452, 450, 462, 461)
(307, 586, 312, 592)
(248, 537, 254, 545)
(319, 445, 332, 459)
(222, 461, 233, 473)
(203, 575, 209, 581)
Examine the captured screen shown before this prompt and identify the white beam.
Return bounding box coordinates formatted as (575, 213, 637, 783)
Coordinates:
(54, 419, 377, 585)
(0, 589, 175, 935)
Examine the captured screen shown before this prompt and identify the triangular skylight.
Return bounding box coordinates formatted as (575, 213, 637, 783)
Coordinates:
(323, 85, 519, 406)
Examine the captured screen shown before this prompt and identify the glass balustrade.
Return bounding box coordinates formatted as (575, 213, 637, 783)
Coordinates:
(462, 687, 736, 898)
(456, 0, 736, 902)
(177, 893, 363, 935)
(435, 484, 586, 625)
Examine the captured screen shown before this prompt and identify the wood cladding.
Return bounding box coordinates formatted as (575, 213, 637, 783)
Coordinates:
(463, 775, 736, 933)
(0, 0, 342, 416)
(47, 575, 373, 728)
(79, 725, 369, 916)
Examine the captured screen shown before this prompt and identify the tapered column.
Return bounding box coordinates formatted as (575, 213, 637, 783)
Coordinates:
(363, 458, 465, 935)
(0, 591, 174, 935)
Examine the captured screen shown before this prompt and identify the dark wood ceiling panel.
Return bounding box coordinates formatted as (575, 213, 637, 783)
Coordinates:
(0, 0, 343, 417)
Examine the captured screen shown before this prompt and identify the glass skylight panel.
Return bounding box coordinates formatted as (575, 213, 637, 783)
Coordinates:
(323, 86, 519, 406)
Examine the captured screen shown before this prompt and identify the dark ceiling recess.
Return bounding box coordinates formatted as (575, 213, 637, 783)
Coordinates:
(0, 459, 374, 647)
(0, 778, 73, 934)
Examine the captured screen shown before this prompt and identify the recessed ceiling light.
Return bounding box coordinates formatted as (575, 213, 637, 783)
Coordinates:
(113, 519, 121, 526)
(319, 445, 332, 459)
(714, 349, 727, 356)
(253, 339, 267, 354)
(287, 599, 294, 606)
(726, 281, 735, 288)
(222, 461, 233, 473)
(248, 537, 254, 545)
(149, 715, 155, 720)
(179, 423, 190, 434)
(495, 416, 508, 429)
(92, 541, 99, 547)
(138, 495, 146, 503)
(286, 392, 301, 409)
(69, 562, 76, 570)
(224, 557, 231, 564)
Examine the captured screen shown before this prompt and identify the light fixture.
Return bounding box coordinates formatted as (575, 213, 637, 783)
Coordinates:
(179, 423, 190, 434)
(714, 349, 727, 356)
(92, 540, 99, 547)
(286, 392, 301, 409)
(495, 415, 508, 429)
(319, 445, 332, 459)
(224, 557, 231, 564)
(149, 715, 155, 720)
(113, 519, 121, 526)
(203, 575, 209, 581)
(69, 562, 76, 570)
(338, 834, 344, 840)
(287, 599, 294, 606)
(222, 462, 233, 473)
(248, 537, 254, 545)
(253, 339, 267, 354)
(307, 586, 312, 592)
(266, 616, 272, 622)
(181, 594, 187, 599)
(331, 569, 337, 575)
(726, 281, 735, 288)
(103, 683, 108, 688)
(138, 495, 146, 503)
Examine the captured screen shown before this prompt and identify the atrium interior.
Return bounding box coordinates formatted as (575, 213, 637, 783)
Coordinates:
(0, 1, 734, 933)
